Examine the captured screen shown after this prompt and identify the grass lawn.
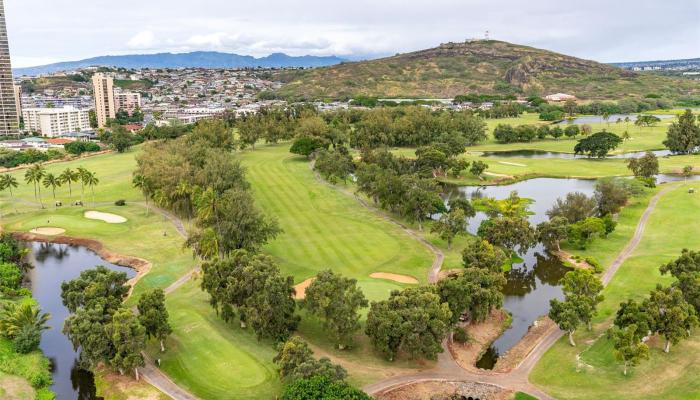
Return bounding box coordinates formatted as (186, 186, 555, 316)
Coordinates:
(0, 337, 52, 400)
(474, 112, 686, 154)
(238, 143, 434, 292)
(146, 280, 281, 399)
(530, 181, 700, 400)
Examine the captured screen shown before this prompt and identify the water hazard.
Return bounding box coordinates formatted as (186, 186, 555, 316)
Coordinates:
(26, 241, 136, 400)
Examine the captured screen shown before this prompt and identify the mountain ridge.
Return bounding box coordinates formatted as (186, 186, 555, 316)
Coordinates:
(13, 51, 347, 76)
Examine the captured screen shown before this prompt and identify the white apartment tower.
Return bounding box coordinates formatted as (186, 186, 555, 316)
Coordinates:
(0, 0, 18, 135)
(22, 106, 91, 137)
(92, 72, 115, 128)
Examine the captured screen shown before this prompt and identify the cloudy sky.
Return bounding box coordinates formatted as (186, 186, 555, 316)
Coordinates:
(5, 0, 700, 67)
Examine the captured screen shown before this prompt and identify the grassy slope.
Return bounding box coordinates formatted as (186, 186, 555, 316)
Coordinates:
(530, 181, 700, 400)
(274, 41, 698, 100)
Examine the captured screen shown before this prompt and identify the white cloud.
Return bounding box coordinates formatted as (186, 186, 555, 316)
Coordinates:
(127, 30, 158, 49)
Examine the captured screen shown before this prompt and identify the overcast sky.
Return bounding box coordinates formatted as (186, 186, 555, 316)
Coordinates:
(6, 0, 700, 68)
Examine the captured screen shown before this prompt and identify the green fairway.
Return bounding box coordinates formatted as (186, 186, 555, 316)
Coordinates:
(0, 148, 194, 300)
(530, 181, 700, 400)
(238, 143, 434, 294)
(148, 280, 281, 399)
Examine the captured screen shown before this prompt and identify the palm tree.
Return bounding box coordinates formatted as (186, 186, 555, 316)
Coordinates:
(132, 174, 153, 216)
(84, 172, 99, 207)
(42, 173, 61, 206)
(77, 166, 90, 204)
(0, 174, 19, 214)
(0, 303, 51, 351)
(174, 180, 193, 217)
(24, 164, 46, 208)
(59, 168, 79, 203)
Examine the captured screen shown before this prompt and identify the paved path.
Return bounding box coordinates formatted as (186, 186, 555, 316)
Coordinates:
(364, 185, 678, 399)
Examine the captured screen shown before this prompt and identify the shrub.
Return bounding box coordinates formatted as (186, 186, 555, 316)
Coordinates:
(13, 326, 41, 354)
(585, 257, 603, 273)
(452, 327, 470, 344)
(114, 199, 126, 206)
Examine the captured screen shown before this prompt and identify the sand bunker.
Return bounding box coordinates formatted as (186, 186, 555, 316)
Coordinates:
(497, 161, 527, 167)
(370, 272, 419, 284)
(294, 277, 315, 300)
(29, 227, 66, 236)
(84, 211, 127, 224)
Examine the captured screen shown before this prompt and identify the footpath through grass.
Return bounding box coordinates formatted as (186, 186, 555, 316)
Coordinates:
(530, 181, 700, 400)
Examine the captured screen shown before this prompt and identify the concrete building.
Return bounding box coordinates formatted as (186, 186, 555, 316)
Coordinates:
(114, 90, 141, 115)
(13, 84, 21, 125)
(545, 93, 577, 102)
(92, 73, 115, 128)
(22, 106, 91, 137)
(0, 0, 18, 135)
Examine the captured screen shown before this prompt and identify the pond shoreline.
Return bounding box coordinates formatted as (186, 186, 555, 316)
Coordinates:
(12, 231, 151, 297)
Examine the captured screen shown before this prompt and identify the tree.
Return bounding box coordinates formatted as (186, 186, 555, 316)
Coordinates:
(564, 124, 580, 138)
(132, 173, 153, 216)
(560, 269, 604, 330)
(24, 163, 46, 208)
(107, 127, 136, 153)
(0, 174, 18, 213)
(659, 249, 700, 313)
(274, 337, 347, 382)
(200, 252, 299, 341)
(547, 192, 596, 223)
(440, 267, 506, 324)
(645, 285, 699, 353)
(189, 188, 280, 258)
(401, 177, 445, 231)
(594, 178, 635, 216)
(549, 298, 582, 346)
(290, 136, 329, 158)
(627, 152, 659, 178)
(77, 166, 90, 204)
(431, 208, 468, 250)
(614, 299, 654, 340)
(469, 160, 488, 179)
(61, 266, 130, 315)
(477, 216, 536, 256)
(574, 131, 622, 158)
(0, 303, 51, 353)
(635, 115, 661, 128)
(563, 100, 577, 117)
(137, 289, 172, 352)
(59, 168, 79, 203)
(314, 150, 354, 184)
(608, 325, 649, 375)
(663, 109, 700, 154)
(568, 217, 606, 249)
(280, 376, 372, 400)
(365, 286, 451, 361)
(302, 270, 368, 349)
(537, 216, 569, 251)
(682, 165, 694, 180)
(461, 239, 507, 273)
(107, 308, 146, 380)
(42, 173, 61, 205)
(63, 305, 114, 369)
(83, 171, 99, 206)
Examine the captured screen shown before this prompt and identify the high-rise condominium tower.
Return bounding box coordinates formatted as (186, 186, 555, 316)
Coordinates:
(92, 72, 116, 128)
(0, 0, 18, 135)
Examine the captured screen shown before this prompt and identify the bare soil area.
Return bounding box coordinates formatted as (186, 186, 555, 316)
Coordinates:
(293, 277, 315, 299)
(449, 309, 510, 372)
(493, 317, 557, 373)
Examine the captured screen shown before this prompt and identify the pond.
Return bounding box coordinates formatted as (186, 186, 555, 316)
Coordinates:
(479, 149, 674, 159)
(445, 178, 597, 369)
(26, 241, 136, 400)
(555, 114, 673, 125)
(446, 175, 697, 368)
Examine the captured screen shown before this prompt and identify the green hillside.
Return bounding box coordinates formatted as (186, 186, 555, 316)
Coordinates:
(273, 40, 699, 101)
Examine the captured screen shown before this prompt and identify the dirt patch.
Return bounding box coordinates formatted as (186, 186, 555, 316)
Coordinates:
(375, 380, 510, 400)
(484, 171, 515, 179)
(493, 317, 558, 373)
(12, 232, 152, 295)
(294, 277, 315, 300)
(85, 211, 128, 223)
(95, 367, 168, 400)
(370, 272, 419, 284)
(29, 227, 66, 236)
(449, 309, 510, 372)
(554, 250, 593, 270)
(438, 268, 463, 281)
(0, 374, 35, 400)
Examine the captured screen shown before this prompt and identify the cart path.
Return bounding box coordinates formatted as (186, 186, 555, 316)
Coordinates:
(364, 184, 678, 399)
